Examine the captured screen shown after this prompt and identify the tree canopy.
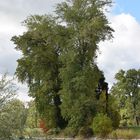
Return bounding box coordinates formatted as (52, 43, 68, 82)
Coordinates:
(111, 69, 140, 126)
(12, 0, 114, 135)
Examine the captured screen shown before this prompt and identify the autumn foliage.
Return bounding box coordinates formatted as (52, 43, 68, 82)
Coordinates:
(39, 120, 49, 133)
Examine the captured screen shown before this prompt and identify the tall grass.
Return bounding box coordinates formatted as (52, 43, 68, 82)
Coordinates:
(108, 128, 140, 139)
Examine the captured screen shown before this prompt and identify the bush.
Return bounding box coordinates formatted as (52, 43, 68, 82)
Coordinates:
(63, 127, 77, 137)
(92, 113, 113, 137)
(78, 127, 93, 138)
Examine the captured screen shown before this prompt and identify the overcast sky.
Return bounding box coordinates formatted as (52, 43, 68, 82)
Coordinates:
(0, 0, 140, 101)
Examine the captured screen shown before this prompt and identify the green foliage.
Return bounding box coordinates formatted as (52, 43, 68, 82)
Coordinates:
(0, 73, 16, 109)
(96, 90, 107, 114)
(111, 69, 140, 126)
(58, 0, 113, 131)
(107, 96, 121, 128)
(0, 99, 27, 139)
(12, 0, 114, 134)
(26, 101, 39, 128)
(0, 75, 22, 139)
(92, 113, 113, 137)
(78, 127, 93, 138)
(108, 109, 120, 129)
(63, 127, 77, 137)
(95, 92, 120, 129)
(12, 15, 66, 129)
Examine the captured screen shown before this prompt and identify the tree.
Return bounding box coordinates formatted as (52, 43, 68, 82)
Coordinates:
(12, 0, 114, 133)
(12, 15, 67, 129)
(57, 0, 113, 131)
(93, 75, 121, 129)
(0, 99, 27, 139)
(0, 73, 16, 110)
(111, 69, 140, 126)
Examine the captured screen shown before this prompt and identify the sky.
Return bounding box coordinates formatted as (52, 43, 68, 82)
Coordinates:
(113, 0, 140, 22)
(0, 0, 140, 101)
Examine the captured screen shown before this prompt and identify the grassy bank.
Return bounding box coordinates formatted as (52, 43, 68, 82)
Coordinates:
(108, 127, 140, 139)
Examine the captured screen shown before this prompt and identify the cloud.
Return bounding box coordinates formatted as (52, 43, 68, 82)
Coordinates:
(16, 82, 33, 102)
(0, 0, 64, 21)
(97, 13, 140, 86)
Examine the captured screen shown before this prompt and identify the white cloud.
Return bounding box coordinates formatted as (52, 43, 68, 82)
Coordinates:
(97, 13, 140, 86)
(0, 0, 64, 20)
(0, 13, 26, 35)
(16, 83, 33, 102)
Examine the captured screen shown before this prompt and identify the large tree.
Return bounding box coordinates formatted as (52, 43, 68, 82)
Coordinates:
(57, 0, 113, 131)
(12, 15, 68, 129)
(111, 69, 140, 126)
(12, 0, 114, 132)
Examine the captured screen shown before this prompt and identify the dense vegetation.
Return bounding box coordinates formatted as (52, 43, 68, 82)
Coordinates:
(12, 0, 114, 136)
(0, 0, 140, 139)
(111, 69, 140, 127)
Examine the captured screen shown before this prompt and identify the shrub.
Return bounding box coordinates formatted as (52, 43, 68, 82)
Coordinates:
(78, 127, 93, 138)
(39, 120, 49, 133)
(92, 113, 113, 137)
(63, 127, 77, 137)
